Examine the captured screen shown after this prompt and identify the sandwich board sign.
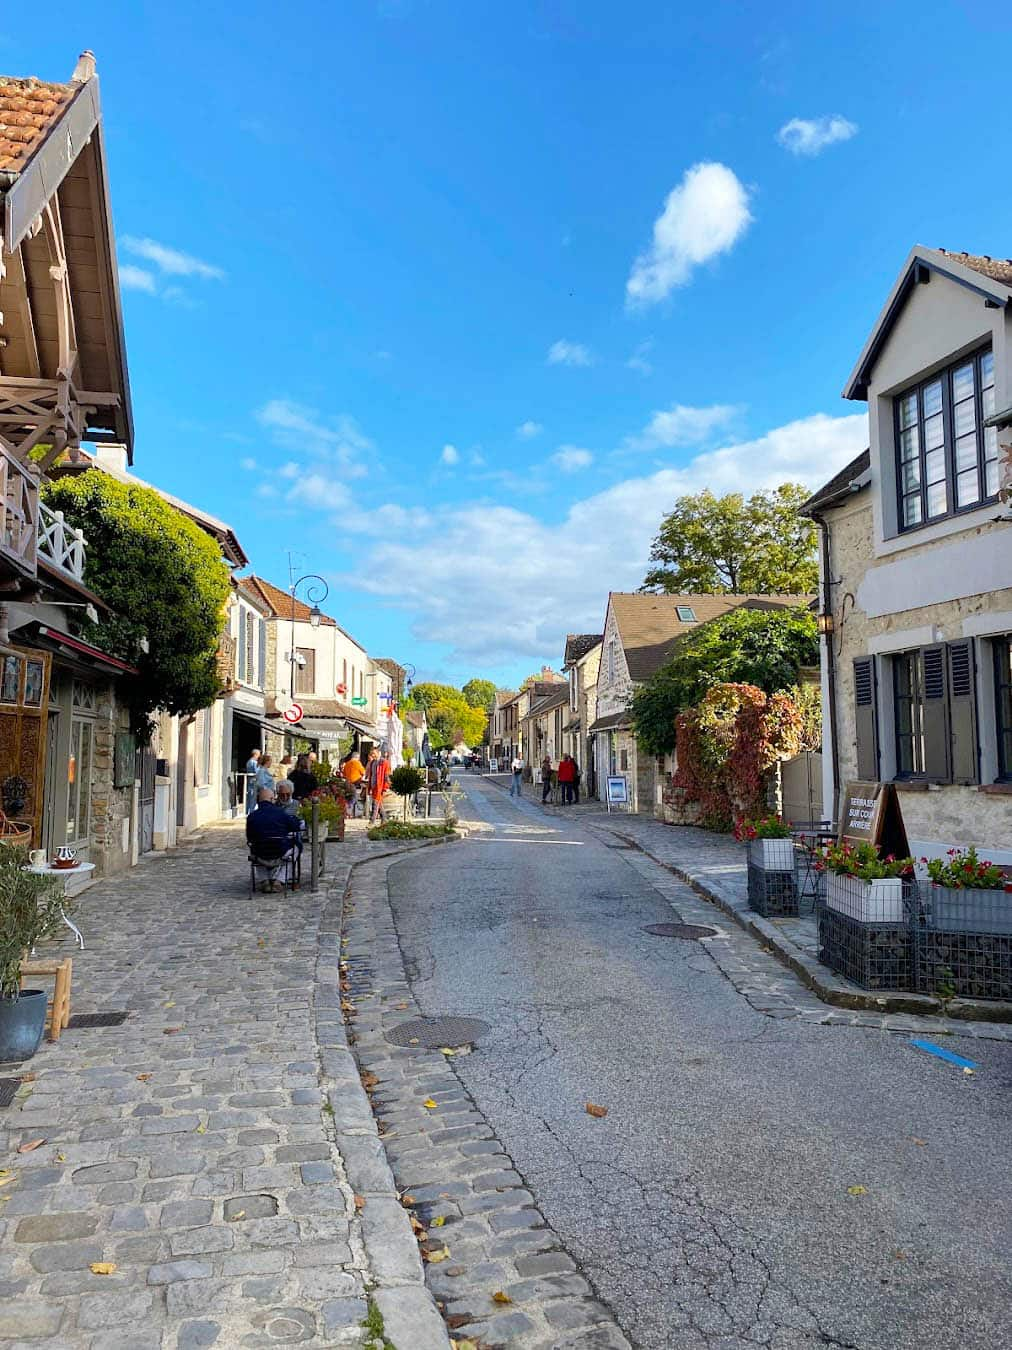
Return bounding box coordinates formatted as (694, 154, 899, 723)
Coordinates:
(606, 775, 629, 811)
(838, 780, 910, 858)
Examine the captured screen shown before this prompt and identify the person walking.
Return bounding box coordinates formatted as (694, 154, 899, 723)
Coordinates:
(540, 755, 553, 803)
(557, 753, 576, 805)
(289, 754, 316, 801)
(368, 749, 390, 823)
(255, 753, 276, 797)
(277, 753, 295, 785)
(509, 754, 524, 798)
(244, 748, 261, 814)
(341, 751, 365, 817)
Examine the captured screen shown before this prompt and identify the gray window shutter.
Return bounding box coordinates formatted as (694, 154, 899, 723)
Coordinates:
(853, 657, 879, 779)
(238, 608, 246, 683)
(946, 639, 978, 785)
(921, 644, 951, 782)
(258, 620, 267, 690)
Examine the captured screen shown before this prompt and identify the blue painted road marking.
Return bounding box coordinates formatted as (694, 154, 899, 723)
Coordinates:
(910, 1039, 979, 1070)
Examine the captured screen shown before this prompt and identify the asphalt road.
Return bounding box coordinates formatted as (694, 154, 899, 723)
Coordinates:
(385, 774, 1012, 1350)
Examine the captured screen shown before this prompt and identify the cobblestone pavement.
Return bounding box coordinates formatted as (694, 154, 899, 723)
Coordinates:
(0, 823, 451, 1350)
(359, 775, 1012, 1350)
(483, 775, 1012, 1041)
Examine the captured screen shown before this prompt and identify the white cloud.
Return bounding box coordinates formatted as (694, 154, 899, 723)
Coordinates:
(517, 420, 544, 439)
(335, 410, 867, 666)
(547, 340, 594, 367)
(777, 115, 858, 157)
(440, 443, 460, 466)
(121, 236, 225, 280)
(256, 400, 371, 477)
(628, 402, 741, 451)
(240, 457, 257, 472)
(119, 263, 157, 294)
(284, 472, 352, 512)
(626, 340, 654, 376)
(552, 446, 594, 472)
(626, 162, 752, 307)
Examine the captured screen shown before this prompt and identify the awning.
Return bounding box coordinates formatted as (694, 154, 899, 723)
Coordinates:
(292, 718, 348, 745)
(589, 710, 631, 733)
(233, 710, 284, 740)
(31, 623, 139, 676)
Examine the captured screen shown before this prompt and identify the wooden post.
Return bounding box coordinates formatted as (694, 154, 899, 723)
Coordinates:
(310, 800, 319, 893)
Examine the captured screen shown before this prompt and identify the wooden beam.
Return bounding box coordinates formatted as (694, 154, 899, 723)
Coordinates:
(1, 246, 41, 379)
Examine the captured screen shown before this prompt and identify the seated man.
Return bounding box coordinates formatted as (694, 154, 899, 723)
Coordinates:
(276, 782, 307, 845)
(246, 788, 300, 892)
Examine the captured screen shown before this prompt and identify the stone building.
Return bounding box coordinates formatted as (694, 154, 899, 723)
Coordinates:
(562, 634, 601, 796)
(804, 246, 1012, 865)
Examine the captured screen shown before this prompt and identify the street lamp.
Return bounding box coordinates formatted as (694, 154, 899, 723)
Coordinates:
(289, 573, 329, 703)
(402, 662, 417, 696)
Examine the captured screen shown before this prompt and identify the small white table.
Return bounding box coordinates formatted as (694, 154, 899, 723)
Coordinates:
(28, 863, 95, 950)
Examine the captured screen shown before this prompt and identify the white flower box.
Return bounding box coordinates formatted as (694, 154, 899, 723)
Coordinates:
(748, 838, 795, 873)
(826, 872, 905, 924)
(925, 885, 1012, 935)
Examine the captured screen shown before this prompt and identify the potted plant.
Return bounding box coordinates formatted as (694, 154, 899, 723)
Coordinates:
(735, 814, 795, 871)
(921, 848, 1011, 935)
(819, 840, 915, 923)
(389, 765, 425, 820)
(300, 793, 346, 842)
(0, 844, 66, 1061)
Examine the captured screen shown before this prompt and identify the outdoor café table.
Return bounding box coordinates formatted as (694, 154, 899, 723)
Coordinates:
(27, 862, 94, 950)
(789, 824, 836, 914)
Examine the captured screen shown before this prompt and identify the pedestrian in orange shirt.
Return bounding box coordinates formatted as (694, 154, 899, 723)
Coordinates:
(341, 750, 365, 817)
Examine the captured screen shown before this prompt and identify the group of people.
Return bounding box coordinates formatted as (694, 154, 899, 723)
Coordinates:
(508, 754, 582, 804)
(243, 749, 316, 892)
(336, 747, 391, 823)
(243, 748, 317, 813)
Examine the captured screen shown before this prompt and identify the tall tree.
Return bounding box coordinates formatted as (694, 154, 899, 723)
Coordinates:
(462, 678, 497, 709)
(641, 484, 817, 595)
(408, 683, 487, 746)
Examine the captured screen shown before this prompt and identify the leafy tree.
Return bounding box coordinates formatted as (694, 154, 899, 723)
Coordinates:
(641, 484, 817, 595)
(42, 474, 231, 735)
(408, 683, 486, 747)
(631, 606, 819, 755)
(462, 678, 497, 709)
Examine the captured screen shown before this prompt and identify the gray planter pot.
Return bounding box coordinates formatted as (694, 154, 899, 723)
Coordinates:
(0, 989, 47, 1061)
(925, 885, 1012, 935)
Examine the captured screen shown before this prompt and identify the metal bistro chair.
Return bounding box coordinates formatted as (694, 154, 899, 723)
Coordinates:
(248, 831, 302, 897)
(790, 821, 837, 914)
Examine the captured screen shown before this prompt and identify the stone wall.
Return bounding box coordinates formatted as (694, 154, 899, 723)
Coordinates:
(828, 490, 1012, 856)
(89, 686, 134, 876)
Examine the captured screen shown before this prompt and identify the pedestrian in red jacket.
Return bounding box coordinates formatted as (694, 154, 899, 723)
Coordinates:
(557, 753, 576, 805)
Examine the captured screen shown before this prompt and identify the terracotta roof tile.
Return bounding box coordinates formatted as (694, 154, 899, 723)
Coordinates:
(0, 76, 75, 176)
(238, 575, 337, 626)
(937, 249, 1012, 288)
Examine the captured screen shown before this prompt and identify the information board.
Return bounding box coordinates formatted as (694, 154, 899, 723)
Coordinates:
(606, 775, 629, 806)
(838, 780, 910, 858)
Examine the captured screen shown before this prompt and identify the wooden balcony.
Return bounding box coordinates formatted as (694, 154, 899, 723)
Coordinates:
(0, 444, 39, 582)
(37, 499, 86, 580)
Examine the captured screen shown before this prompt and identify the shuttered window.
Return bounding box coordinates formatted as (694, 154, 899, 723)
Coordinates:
(237, 608, 247, 683)
(893, 652, 924, 776)
(886, 642, 979, 785)
(995, 637, 1012, 781)
(853, 656, 880, 779)
(947, 639, 978, 785)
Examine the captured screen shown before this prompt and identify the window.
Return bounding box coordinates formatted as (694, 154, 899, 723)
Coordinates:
(66, 718, 93, 842)
(894, 651, 925, 776)
(996, 636, 1012, 781)
(245, 611, 255, 684)
(295, 647, 316, 695)
(608, 642, 615, 682)
(195, 708, 213, 786)
(676, 605, 697, 622)
(895, 347, 998, 530)
(620, 747, 629, 771)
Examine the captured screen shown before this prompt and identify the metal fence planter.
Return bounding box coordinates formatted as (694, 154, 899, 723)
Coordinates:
(825, 872, 905, 924)
(913, 885, 1012, 1000)
(745, 839, 798, 917)
(817, 901, 914, 991)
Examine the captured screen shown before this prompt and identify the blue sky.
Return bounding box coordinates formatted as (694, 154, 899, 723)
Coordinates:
(8, 2, 1012, 687)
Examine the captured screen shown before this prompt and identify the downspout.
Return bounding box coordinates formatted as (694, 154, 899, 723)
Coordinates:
(811, 510, 840, 810)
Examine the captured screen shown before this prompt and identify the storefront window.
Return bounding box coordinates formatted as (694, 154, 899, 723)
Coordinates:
(66, 718, 93, 842)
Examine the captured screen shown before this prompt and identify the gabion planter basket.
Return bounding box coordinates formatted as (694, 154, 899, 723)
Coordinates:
(817, 872, 916, 990)
(746, 838, 799, 917)
(913, 885, 1012, 1001)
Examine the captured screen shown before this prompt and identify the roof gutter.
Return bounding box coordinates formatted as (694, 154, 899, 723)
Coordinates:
(808, 511, 840, 811)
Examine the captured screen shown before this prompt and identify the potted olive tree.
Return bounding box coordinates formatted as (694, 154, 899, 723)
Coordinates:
(0, 844, 66, 1061)
(389, 765, 425, 820)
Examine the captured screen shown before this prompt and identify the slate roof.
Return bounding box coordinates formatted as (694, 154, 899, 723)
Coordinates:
(527, 685, 570, 717)
(937, 249, 1012, 287)
(800, 449, 871, 516)
(589, 709, 632, 733)
(0, 75, 76, 176)
(611, 592, 813, 683)
(564, 633, 602, 666)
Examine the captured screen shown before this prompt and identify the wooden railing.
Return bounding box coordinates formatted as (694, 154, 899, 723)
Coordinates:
(37, 499, 86, 580)
(0, 445, 39, 579)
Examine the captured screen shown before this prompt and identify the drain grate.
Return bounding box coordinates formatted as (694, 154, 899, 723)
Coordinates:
(0, 1078, 22, 1107)
(643, 923, 717, 940)
(386, 1016, 490, 1049)
(66, 1012, 130, 1028)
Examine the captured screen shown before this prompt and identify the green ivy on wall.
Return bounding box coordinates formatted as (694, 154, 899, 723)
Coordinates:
(42, 473, 231, 736)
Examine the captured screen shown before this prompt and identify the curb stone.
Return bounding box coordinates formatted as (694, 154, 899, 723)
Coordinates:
(339, 853, 633, 1349)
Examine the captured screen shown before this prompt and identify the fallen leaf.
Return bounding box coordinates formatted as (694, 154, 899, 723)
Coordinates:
(408, 1038, 420, 1045)
(847, 1185, 867, 1196)
(425, 1246, 450, 1264)
(163, 1027, 182, 1036)
(360, 1072, 379, 1090)
(55, 1152, 65, 1163)
(447, 1314, 471, 1330)
(353, 1194, 366, 1211)
(892, 1250, 906, 1260)
(17, 1139, 46, 1154)
(163, 1000, 175, 1008)
(440, 1047, 458, 1056)
(394, 1001, 408, 1009)
(491, 1291, 512, 1304)
(20, 1073, 36, 1083)
(963, 1067, 975, 1076)
(89, 1262, 116, 1275)
(400, 1194, 416, 1206)
(585, 1103, 608, 1119)
(446, 1266, 467, 1277)
(257, 937, 266, 947)
(194, 1123, 206, 1135)
(136, 1073, 152, 1082)
(0, 1169, 9, 1177)
(423, 1099, 438, 1110)
(912, 1137, 927, 1146)
(432, 1215, 445, 1227)
(228, 1210, 246, 1221)
(0, 1176, 16, 1189)
(340, 1000, 356, 1014)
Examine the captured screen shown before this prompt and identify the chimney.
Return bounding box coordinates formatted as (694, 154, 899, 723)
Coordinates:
(94, 443, 129, 474)
(73, 51, 97, 83)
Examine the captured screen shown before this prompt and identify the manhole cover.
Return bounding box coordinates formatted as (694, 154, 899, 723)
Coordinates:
(385, 1016, 490, 1049)
(643, 923, 717, 940)
(0, 1078, 22, 1107)
(66, 1012, 130, 1028)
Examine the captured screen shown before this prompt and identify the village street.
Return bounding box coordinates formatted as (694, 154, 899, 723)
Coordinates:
(361, 774, 1012, 1350)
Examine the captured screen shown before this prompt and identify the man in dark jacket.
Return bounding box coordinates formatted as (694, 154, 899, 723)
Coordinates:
(246, 789, 300, 891)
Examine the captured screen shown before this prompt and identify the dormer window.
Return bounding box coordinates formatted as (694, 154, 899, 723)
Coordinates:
(676, 605, 696, 622)
(895, 347, 998, 530)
